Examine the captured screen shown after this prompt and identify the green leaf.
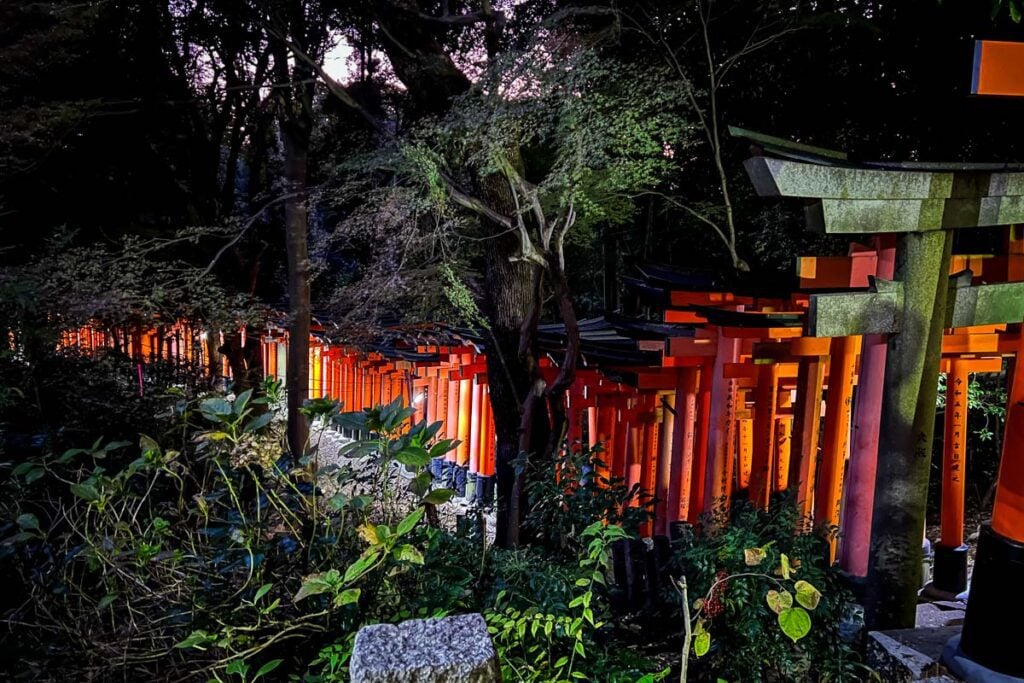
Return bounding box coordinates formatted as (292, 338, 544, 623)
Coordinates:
(343, 549, 381, 584)
(422, 488, 455, 505)
(97, 593, 118, 609)
(243, 412, 272, 434)
(776, 553, 797, 580)
(409, 471, 432, 497)
(139, 434, 161, 454)
(234, 389, 253, 415)
(199, 397, 233, 419)
(766, 589, 793, 615)
(56, 448, 87, 464)
(396, 506, 425, 536)
(293, 574, 334, 602)
(225, 660, 248, 676)
(24, 467, 45, 485)
(16, 513, 39, 531)
(395, 544, 424, 564)
(253, 583, 273, 603)
(70, 482, 100, 502)
(428, 438, 460, 458)
(743, 547, 766, 566)
(794, 580, 821, 610)
(778, 607, 812, 642)
(1012, 1, 1022, 22)
(694, 631, 711, 658)
(333, 588, 361, 607)
(253, 659, 283, 681)
(394, 446, 431, 467)
(175, 630, 216, 650)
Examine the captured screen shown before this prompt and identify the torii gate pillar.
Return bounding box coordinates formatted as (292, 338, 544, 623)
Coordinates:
(742, 134, 1024, 639)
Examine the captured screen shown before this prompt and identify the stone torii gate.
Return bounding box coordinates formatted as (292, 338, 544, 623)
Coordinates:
(739, 130, 1024, 647)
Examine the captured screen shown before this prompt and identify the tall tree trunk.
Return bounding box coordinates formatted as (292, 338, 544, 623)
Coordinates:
(482, 240, 539, 547)
(281, 124, 311, 459)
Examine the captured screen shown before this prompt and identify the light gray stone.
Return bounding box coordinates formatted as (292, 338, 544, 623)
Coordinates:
(350, 613, 501, 683)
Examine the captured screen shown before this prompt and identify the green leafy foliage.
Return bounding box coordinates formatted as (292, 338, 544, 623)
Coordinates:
(521, 442, 653, 557)
(670, 498, 870, 681)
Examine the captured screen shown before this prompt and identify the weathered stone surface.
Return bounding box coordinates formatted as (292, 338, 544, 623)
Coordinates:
(947, 281, 1024, 328)
(807, 288, 902, 337)
(867, 628, 955, 681)
(350, 613, 501, 683)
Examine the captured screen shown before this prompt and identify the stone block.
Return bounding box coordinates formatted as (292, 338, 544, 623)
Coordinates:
(351, 613, 501, 682)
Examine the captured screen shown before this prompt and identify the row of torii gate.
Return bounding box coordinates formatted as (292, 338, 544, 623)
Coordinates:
(61, 131, 1024, 677)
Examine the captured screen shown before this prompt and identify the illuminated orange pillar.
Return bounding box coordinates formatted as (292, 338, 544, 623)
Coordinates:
(690, 364, 712, 521)
(791, 357, 825, 522)
(425, 375, 438, 424)
(774, 416, 792, 493)
(481, 392, 495, 476)
(626, 420, 642, 492)
(750, 362, 780, 509)
(738, 417, 753, 490)
(668, 369, 698, 523)
(959, 326, 1024, 674)
(655, 391, 676, 535)
(469, 379, 483, 474)
(640, 402, 658, 498)
(815, 336, 858, 561)
(703, 333, 742, 514)
(456, 378, 472, 466)
(941, 360, 969, 548)
(445, 377, 460, 444)
(587, 406, 599, 450)
(992, 337, 1024, 543)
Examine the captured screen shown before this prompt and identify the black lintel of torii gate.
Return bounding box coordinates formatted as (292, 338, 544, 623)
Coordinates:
(736, 126, 1024, 678)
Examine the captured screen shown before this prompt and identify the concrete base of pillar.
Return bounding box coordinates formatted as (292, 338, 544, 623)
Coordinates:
(429, 457, 444, 480)
(475, 475, 495, 506)
(959, 523, 1024, 677)
(932, 544, 969, 595)
(943, 634, 1024, 683)
(452, 465, 468, 498)
(440, 460, 455, 488)
(465, 472, 477, 502)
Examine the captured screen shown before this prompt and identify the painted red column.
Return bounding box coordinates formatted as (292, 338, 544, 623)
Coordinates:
(738, 417, 753, 490)
(689, 364, 713, 521)
(959, 328, 1024, 675)
(816, 335, 859, 562)
(626, 420, 641, 492)
(703, 333, 742, 514)
(941, 360, 969, 549)
(587, 406, 599, 450)
(992, 338, 1024, 543)
(790, 356, 822, 523)
(839, 236, 895, 575)
(478, 389, 492, 476)
(469, 378, 483, 474)
(668, 369, 698, 523)
(655, 390, 676, 535)
(446, 378, 460, 458)
(456, 378, 472, 467)
(774, 416, 792, 493)
(750, 362, 780, 510)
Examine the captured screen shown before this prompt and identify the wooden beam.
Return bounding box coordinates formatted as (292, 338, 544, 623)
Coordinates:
(972, 40, 1024, 97)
